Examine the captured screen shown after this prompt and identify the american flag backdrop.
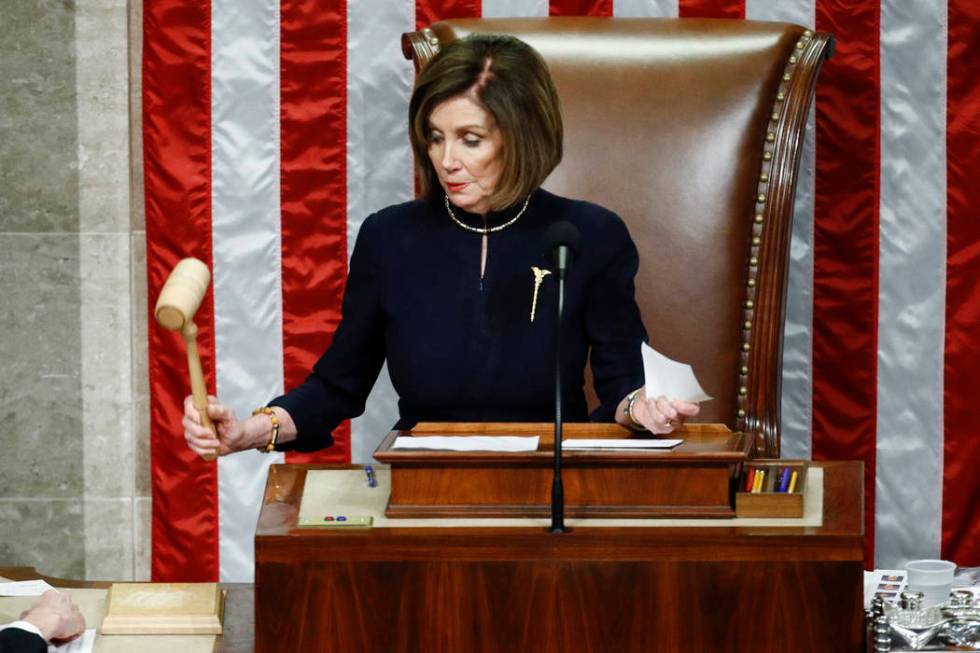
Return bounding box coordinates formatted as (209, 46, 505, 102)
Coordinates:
(143, 0, 980, 582)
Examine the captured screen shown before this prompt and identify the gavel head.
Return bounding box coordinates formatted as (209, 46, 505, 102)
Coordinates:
(155, 258, 211, 331)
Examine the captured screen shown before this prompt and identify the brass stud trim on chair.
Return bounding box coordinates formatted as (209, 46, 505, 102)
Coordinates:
(421, 27, 440, 53)
(740, 32, 811, 431)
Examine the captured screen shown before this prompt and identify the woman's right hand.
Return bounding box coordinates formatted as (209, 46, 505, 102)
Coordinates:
(183, 395, 247, 457)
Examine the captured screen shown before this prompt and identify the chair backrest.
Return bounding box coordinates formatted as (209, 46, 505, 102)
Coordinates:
(403, 18, 832, 455)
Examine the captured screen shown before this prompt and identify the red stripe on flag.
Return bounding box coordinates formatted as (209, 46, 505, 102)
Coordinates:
(549, 0, 612, 16)
(280, 0, 351, 464)
(943, 0, 980, 566)
(417, 0, 480, 29)
(813, 0, 880, 568)
(678, 0, 744, 19)
(143, 0, 219, 581)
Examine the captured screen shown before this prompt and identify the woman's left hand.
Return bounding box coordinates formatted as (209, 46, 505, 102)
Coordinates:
(626, 389, 701, 434)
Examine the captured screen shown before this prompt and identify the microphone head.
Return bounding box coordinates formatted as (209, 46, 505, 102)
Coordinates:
(543, 221, 582, 263)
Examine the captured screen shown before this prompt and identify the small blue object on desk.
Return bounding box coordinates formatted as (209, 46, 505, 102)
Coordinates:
(364, 465, 377, 488)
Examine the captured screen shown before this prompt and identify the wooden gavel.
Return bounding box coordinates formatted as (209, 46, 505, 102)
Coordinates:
(154, 258, 217, 461)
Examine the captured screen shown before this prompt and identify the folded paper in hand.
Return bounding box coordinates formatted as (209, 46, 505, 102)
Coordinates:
(641, 342, 712, 403)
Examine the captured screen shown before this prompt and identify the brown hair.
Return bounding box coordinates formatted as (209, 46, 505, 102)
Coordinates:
(408, 34, 563, 210)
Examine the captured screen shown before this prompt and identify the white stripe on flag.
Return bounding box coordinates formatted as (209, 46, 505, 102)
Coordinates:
(211, 0, 285, 583)
(745, 1, 816, 460)
(482, 0, 548, 16)
(346, 0, 414, 463)
(613, 0, 678, 17)
(745, 0, 813, 23)
(875, 0, 947, 568)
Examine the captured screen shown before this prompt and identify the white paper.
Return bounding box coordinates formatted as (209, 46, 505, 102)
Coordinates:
(392, 436, 539, 452)
(0, 580, 55, 596)
(53, 628, 95, 653)
(563, 438, 682, 450)
(641, 342, 712, 403)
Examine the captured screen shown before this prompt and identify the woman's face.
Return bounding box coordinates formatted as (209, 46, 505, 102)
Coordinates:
(427, 95, 504, 216)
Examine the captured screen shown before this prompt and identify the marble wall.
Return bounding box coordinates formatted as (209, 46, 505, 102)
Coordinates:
(0, 0, 148, 581)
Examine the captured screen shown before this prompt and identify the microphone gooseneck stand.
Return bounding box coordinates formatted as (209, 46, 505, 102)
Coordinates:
(551, 244, 568, 534)
(543, 221, 580, 535)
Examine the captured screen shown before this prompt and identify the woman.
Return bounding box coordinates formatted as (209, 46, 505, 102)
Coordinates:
(183, 34, 699, 457)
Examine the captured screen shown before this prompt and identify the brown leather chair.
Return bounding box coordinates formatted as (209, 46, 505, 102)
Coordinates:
(403, 18, 833, 456)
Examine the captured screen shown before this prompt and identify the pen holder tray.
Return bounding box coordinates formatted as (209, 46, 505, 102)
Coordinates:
(735, 459, 808, 518)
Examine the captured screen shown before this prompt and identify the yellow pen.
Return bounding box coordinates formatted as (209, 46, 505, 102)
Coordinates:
(788, 470, 799, 493)
(752, 469, 765, 493)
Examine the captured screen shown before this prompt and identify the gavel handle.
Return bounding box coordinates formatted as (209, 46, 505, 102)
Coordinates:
(181, 321, 218, 461)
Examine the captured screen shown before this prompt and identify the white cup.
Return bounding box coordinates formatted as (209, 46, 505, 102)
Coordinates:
(906, 559, 956, 607)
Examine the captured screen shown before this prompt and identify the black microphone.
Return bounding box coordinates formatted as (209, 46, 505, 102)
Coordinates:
(543, 221, 581, 280)
(543, 221, 581, 534)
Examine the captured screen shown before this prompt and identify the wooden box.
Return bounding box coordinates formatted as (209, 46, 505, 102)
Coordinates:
(101, 582, 224, 635)
(735, 459, 808, 518)
(373, 422, 751, 519)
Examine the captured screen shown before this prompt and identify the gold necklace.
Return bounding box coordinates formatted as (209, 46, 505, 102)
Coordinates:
(444, 194, 530, 234)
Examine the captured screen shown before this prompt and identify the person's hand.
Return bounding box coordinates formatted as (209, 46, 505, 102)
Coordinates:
(183, 395, 248, 456)
(629, 389, 700, 434)
(20, 590, 85, 643)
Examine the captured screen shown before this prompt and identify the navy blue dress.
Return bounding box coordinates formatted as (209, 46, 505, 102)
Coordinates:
(270, 189, 647, 452)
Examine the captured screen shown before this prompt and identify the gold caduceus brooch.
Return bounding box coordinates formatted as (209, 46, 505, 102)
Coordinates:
(530, 266, 552, 322)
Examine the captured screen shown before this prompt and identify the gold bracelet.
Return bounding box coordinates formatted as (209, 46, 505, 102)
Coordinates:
(252, 407, 280, 453)
(623, 389, 648, 432)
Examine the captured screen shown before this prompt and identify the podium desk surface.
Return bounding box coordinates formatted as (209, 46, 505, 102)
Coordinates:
(293, 465, 824, 528)
(256, 461, 862, 558)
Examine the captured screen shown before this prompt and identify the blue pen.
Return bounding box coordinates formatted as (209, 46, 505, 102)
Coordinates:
(777, 467, 792, 493)
(364, 464, 377, 488)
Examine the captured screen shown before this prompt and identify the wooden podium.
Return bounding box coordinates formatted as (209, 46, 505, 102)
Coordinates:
(254, 424, 865, 652)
